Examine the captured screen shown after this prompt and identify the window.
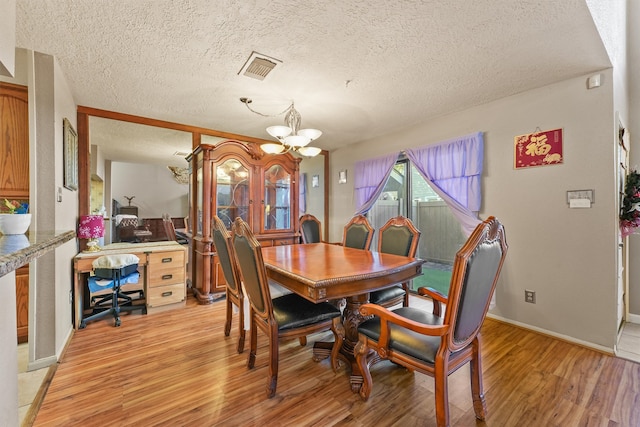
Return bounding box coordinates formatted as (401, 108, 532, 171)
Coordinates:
(368, 157, 466, 294)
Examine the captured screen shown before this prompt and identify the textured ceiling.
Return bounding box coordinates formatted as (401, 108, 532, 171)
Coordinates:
(15, 0, 610, 166)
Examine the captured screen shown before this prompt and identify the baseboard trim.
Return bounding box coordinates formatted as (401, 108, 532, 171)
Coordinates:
(487, 313, 614, 355)
(627, 313, 640, 324)
(27, 355, 57, 372)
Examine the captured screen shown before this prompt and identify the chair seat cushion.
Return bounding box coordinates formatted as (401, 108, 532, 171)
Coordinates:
(369, 286, 406, 305)
(358, 307, 443, 364)
(272, 293, 341, 331)
(93, 262, 139, 280)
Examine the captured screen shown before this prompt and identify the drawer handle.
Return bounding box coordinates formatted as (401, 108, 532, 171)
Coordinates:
(161, 291, 173, 297)
(162, 257, 173, 263)
(162, 274, 173, 280)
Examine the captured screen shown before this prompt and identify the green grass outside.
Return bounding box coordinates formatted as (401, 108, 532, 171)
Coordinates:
(411, 267, 451, 296)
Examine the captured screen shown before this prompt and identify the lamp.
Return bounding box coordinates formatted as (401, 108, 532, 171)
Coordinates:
(240, 98, 322, 157)
(78, 215, 105, 252)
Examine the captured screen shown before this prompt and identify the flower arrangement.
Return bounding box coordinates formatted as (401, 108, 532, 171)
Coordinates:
(620, 170, 640, 237)
(2, 199, 29, 214)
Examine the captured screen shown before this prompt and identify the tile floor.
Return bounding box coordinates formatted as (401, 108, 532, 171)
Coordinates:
(617, 322, 640, 363)
(17, 343, 50, 427)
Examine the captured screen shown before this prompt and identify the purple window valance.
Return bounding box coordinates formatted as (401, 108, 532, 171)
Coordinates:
(353, 153, 399, 215)
(351, 132, 484, 236)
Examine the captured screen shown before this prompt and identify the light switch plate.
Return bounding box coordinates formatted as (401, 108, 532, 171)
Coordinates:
(567, 189, 594, 205)
(569, 199, 591, 208)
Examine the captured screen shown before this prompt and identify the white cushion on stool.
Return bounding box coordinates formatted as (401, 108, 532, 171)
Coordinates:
(92, 254, 140, 269)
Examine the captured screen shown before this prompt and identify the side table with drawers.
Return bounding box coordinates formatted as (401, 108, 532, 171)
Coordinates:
(73, 241, 187, 329)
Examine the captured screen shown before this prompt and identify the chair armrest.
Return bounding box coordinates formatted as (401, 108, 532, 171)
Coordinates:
(418, 287, 448, 305)
(418, 287, 448, 317)
(359, 303, 449, 337)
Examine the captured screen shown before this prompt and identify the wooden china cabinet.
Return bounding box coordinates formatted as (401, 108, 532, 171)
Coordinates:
(187, 140, 301, 304)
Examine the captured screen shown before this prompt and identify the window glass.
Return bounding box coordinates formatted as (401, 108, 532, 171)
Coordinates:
(264, 165, 291, 230)
(216, 159, 249, 229)
(368, 159, 466, 295)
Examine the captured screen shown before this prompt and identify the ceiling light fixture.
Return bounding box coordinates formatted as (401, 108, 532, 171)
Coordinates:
(240, 98, 322, 157)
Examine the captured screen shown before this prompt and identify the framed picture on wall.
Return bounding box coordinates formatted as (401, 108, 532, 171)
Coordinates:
(513, 128, 563, 169)
(338, 170, 347, 184)
(312, 174, 320, 188)
(63, 118, 78, 191)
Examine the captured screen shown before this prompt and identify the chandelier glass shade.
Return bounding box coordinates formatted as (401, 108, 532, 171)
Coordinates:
(240, 98, 322, 157)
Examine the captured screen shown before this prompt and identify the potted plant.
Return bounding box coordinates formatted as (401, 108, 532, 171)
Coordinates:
(0, 199, 32, 235)
(620, 170, 640, 237)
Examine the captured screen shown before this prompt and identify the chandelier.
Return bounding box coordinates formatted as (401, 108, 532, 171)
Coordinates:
(240, 98, 322, 157)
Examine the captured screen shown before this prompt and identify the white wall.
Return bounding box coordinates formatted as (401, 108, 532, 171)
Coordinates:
(629, 0, 640, 318)
(0, 0, 16, 77)
(111, 162, 189, 218)
(300, 154, 325, 226)
(0, 271, 19, 426)
(52, 56, 79, 360)
(588, 0, 636, 324)
(0, 48, 79, 423)
(330, 70, 618, 350)
(26, 50, 78, 367)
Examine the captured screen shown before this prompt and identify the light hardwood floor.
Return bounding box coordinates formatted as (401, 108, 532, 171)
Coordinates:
(29, 295, 640, 427)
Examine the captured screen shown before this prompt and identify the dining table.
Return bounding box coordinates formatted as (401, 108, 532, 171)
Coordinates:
(261, 242, 424, 391)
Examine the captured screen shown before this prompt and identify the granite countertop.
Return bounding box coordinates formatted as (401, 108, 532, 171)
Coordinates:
(0, 230, 76, 277)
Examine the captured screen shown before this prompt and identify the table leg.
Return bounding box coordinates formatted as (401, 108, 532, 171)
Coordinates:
(311, 293, 370, 392)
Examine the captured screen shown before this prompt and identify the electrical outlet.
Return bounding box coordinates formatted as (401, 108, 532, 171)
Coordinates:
(525, 290, 536, 304)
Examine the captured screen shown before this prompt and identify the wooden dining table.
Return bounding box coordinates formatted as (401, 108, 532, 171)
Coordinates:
(261, 242, 424, 391)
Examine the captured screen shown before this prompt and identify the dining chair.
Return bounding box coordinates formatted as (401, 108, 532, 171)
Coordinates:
(341, 214, 374, 250)
(354, 216, 508, 427)
(212, 215, 246, 353)
(213, 215, 298, 352)
(162, 213, 188, 244)
(299, 213, 323, 243)
(231, 217, 342, 398)
(368, 216, 421, 308)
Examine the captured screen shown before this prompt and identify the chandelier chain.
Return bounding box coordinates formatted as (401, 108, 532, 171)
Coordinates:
(241, 99, 292, 118)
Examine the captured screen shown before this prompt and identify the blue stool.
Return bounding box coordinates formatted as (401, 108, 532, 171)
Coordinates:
(80, 254, 145, 328)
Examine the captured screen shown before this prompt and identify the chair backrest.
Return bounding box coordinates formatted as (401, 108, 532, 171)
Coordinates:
(162, 213, 177, 241)
(212, 216, 242, 296)
(378, 215, 420, 258)
(299, 214, 322, 244)
(342, 214, 374, 250)
(231, 217, 273, 321)
(444, 216, 508, 352)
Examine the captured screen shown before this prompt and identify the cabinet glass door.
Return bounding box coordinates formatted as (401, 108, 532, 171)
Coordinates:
(264, 164, 291, 231)
(196, 163, 203, 236)
(216, 158, 249, 229)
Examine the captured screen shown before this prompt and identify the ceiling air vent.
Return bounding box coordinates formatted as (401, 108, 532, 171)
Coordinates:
(238, 51, 281, 81)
